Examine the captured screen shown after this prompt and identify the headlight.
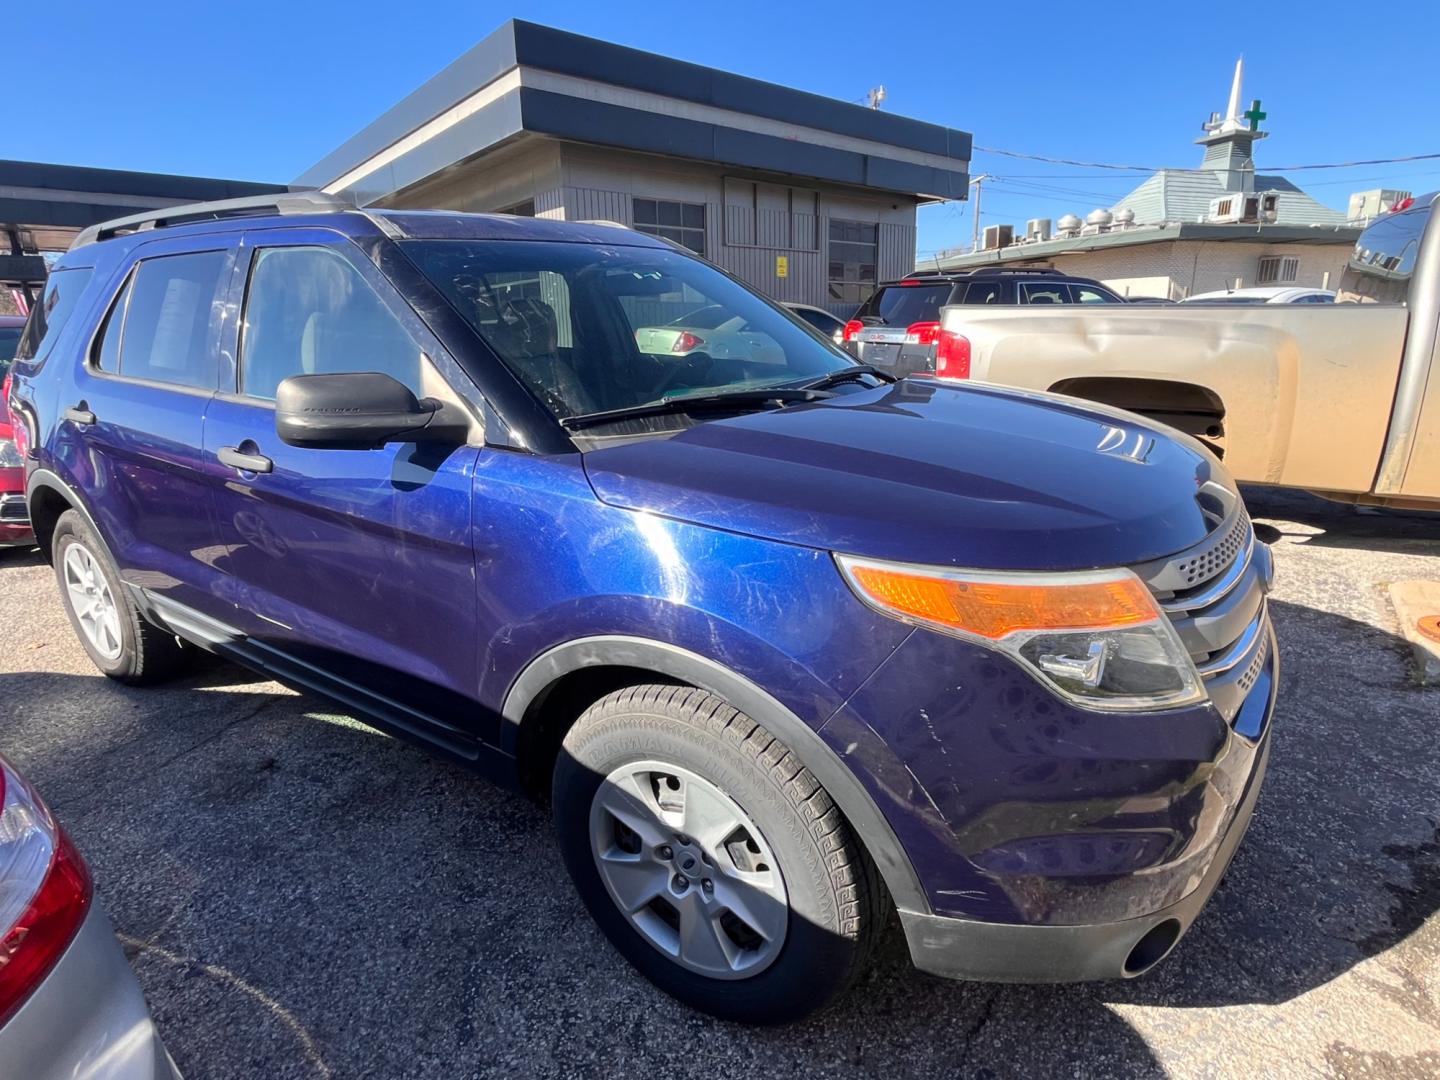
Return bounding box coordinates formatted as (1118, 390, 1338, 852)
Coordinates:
(0, 437, 21, 468)
(835, 554, 1205, 711)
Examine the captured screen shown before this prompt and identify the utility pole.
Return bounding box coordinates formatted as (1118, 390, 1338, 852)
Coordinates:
(969, 174, 991, 252)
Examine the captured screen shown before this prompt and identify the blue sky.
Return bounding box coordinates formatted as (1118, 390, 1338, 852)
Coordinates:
(9, 1, 1438, 256)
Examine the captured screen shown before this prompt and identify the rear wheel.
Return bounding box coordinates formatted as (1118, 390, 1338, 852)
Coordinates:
(52, 509, 190, 684)
(552, 684, 882, 1024)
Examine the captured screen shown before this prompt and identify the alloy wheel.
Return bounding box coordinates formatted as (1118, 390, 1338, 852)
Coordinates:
(589, 760, 789, 979)
(62, 542, 123, 661)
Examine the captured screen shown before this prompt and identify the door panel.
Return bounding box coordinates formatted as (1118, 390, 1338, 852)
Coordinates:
(204, 396, 483, 724)
(204, 230, 489, 742)
(1398, 326, 1440, 498)
(56, 238, 237, 615)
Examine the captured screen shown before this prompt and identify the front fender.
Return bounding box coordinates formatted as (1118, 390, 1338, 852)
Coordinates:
(501, 633, 930, 915)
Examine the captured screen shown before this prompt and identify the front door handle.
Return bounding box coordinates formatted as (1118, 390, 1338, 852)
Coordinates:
(218, 446, 274, 474)
(63, 405, 96, 426)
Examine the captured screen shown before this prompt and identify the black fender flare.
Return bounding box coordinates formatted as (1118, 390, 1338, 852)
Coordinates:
(500, 635, 930, 915)
(24, 468, 103, 555)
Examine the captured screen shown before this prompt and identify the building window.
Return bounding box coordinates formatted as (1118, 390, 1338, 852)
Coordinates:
(1257, 256, 1299, 284)
(633, 199, 706, 255)
(497, 199, 535, 217)
(827, 219, 878, 305)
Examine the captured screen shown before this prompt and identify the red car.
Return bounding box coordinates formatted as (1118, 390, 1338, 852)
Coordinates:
(1, 314, 32, 548)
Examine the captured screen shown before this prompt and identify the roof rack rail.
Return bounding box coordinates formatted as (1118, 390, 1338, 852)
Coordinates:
(69, 190, 353, 251)
(961, 265, 1061, 276)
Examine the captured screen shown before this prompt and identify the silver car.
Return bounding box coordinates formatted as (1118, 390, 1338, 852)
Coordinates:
(0, 754, 180, 1078)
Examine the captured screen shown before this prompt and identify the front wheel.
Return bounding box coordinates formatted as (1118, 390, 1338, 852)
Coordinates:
(553, 685, 883, 1024)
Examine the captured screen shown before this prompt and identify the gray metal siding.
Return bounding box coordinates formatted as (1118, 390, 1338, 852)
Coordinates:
(878, 222, 917, 283)
(557, 182, 915, 314)
(565, 186, 631, 224)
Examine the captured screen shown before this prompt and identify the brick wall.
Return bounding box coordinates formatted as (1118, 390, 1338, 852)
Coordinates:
(1009, 239, 1352, 300)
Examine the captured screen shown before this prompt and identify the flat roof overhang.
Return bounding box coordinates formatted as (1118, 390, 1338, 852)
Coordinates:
(299, 20, 971, 206)
(1, 159, 289, 254)
(934, 221, 1363, 270)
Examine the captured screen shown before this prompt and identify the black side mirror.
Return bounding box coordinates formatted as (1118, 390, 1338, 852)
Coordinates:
(275, 372, 469, 450)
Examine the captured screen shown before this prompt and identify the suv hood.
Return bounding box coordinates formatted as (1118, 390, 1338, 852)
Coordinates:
(582, 380, 1227, 571)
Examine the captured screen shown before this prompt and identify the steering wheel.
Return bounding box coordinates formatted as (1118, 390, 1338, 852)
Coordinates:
(646, 351, 715, 400)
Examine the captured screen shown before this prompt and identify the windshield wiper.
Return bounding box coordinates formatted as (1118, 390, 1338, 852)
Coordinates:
(559, 387, 834, 431)
(797, 365, 897, 391)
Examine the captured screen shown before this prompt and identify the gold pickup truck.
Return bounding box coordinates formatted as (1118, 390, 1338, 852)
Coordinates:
(939, 193, 1440, 508)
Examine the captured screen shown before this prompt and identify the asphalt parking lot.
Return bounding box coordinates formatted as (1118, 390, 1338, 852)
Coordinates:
(1, 485, 1437, 1079)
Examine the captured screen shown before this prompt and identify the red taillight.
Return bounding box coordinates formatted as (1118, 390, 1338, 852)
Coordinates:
(0, 756, 93, 1026)
(935, 330, 971, 379)
(841, 320, 863, 343)
(672, 331, 705, 353)
(904, 321, 942, 347)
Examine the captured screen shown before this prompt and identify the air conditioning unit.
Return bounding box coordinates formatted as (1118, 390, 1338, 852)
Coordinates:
(1207, 195, 1243, 223)
(1208, 193, 1276, 225)
(982, 224, 1014, 251)
(1025, 218, 1052, 242)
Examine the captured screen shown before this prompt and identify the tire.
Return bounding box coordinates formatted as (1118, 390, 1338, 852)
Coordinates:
(553, 684, 883, 1024)
(52, 509, 190, 684)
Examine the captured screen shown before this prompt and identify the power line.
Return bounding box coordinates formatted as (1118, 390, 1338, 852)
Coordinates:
(974, 145, 1440, 173)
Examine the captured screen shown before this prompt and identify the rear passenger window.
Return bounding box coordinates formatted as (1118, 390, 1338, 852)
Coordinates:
(240, 247, 423, 400)
(93, 251, 227, 389)
(961, 281, 1012, 305)
(1022, 283, 1072, 305)
(1073, 286, 1116, 304)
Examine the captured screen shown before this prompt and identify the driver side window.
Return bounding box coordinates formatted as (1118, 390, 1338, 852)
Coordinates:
(240, 246, 425, 400)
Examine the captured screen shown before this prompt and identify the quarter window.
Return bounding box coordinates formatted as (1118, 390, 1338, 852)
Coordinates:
(240, 247, 425, 401)
(827, 220, 878, 306)
(93, 251, 227, 388)
(633, 199, 706, 255)
(14, 268, 94, 368)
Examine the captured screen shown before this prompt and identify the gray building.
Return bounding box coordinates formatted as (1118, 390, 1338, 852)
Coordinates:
(0, 159, 285, 313)
(297, 20, 971, 315)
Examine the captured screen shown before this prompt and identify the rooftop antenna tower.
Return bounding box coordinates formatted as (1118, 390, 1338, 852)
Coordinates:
(866, 85, 887, 110)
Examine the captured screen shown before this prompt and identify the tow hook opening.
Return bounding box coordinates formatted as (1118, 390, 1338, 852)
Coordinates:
(1124, 919, 1182, 976)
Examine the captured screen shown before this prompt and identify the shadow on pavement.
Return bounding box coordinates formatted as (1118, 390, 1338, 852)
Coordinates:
(1105, 597, 1439, 1027)
(1242, 484, 1440, 554)
(0, 592, 1436, 1076)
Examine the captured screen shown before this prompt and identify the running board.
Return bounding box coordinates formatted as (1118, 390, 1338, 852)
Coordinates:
(130, 586, 491, 765)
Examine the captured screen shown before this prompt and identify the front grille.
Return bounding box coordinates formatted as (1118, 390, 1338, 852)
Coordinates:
(1132, 505, 1273, 725)
(1170, 512, 1250, 591)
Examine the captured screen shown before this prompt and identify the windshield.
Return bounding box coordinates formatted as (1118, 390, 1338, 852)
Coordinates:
(403, 240, 855, 422)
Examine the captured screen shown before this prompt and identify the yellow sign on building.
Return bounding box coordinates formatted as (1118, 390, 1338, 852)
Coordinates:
(775, 255, 789, 278)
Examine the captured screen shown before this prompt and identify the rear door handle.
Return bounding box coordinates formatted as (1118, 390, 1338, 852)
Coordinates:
(217, 446, 273, 474)
(63, 405, 96, 426)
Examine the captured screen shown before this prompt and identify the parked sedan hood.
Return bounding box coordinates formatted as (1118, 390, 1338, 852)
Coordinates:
(582, 380, 1226, 571)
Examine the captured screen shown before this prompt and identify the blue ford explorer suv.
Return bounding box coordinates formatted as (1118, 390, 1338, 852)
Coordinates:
(8, 193, 1276, 1024)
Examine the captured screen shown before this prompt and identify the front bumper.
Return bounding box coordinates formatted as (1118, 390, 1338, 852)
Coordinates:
(901, 732, 1270, 981)
(0, 905, 181, 1079)
(0, 492, 33, 546)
